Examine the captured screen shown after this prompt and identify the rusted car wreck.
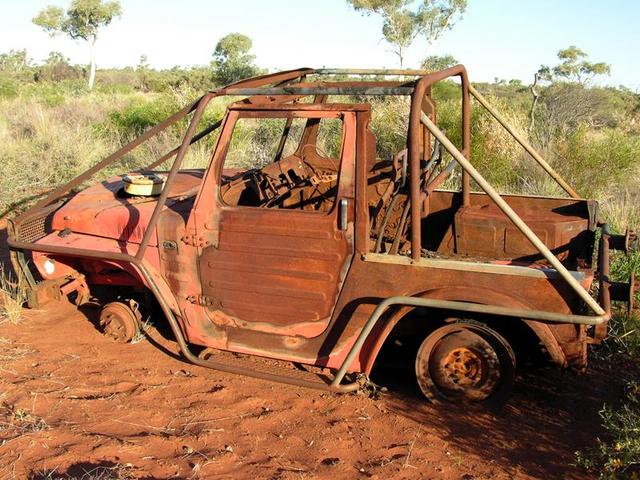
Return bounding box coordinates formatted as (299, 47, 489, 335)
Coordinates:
(6, 66, 638, 404)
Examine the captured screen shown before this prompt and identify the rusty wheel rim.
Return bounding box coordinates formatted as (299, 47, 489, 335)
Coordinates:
(416, 324, 515, 404)
(99, 302, 139, 343)
(440, 347, 485, 388)
(429, 331, 499, 401)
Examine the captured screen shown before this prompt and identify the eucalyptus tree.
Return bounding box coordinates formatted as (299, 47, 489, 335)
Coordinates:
(421, 53, 458, 71)
(347, 0, 467, 67)
(529, 47, 610, 132)
(551, 46, 610, 85)
(212, 33, 262, 86)
(33, 0, 122, 89)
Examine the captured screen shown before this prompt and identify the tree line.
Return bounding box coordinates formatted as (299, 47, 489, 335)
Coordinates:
(0, 0, 615, 102)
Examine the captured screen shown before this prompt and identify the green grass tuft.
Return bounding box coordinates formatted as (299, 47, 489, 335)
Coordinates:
(576, 381, 640, 479)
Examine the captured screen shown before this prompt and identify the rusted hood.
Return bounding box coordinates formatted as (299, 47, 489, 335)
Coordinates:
(51, 170, 204, 246)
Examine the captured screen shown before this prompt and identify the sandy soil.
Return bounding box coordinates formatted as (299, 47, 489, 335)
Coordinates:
(0, 224, 636, 480)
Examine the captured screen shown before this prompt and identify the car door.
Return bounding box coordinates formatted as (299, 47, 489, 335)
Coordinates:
(194, 106, 356, 338)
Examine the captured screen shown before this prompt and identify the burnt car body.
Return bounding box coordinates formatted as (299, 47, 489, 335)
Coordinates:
(7, 66, 638, 403)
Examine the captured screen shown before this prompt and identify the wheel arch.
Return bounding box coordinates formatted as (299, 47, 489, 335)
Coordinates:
(31, 249, 181, 315)
(362, 285, 567, 374)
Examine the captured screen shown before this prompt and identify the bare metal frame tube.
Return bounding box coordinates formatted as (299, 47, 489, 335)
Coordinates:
(408, 65, 472, 262)
(222, 86, 414, 96)
(136, 94, 211, 259)
(316, 68, 432, 76)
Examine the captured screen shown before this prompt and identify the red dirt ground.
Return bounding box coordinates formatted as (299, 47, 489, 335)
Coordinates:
(0, 223, 637, 480)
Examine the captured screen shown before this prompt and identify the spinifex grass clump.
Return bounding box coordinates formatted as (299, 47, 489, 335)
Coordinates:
(0, 264, 27, 325)
(0, 84, 228, 216)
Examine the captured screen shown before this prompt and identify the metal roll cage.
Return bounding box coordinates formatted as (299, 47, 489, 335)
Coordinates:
(7, 66, 621, 392)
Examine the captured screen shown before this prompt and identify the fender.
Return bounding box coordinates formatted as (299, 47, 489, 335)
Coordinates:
(361, 285, 567, 374)
(29, 233, 182, 315)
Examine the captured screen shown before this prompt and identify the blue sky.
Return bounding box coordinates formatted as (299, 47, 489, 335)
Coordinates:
(1, 0, 638, 89)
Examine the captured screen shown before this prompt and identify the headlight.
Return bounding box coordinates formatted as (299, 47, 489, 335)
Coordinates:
(43, 259, 56, 275)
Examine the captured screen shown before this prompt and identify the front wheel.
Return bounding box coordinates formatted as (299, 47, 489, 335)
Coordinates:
(99, 301, 141, 343)
(415, 322, 516, 404)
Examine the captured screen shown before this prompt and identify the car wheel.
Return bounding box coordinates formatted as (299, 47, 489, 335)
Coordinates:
(415, 322, 516, 404)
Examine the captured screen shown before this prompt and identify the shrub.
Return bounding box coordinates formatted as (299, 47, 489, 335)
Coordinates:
(0, 75, 19, 99)
(106, 95, 181, 138)
(576, 381, 640, 478)
(604, 249, 640, 359)
(368, 96, 409, 160)
(553, 126, 640, 199)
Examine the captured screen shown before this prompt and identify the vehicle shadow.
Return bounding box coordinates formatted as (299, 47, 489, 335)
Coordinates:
(28, 460, 161, 480)
(372, 357, 629, 479)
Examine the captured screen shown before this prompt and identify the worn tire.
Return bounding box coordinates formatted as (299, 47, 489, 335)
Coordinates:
(415, 322, 516, 405)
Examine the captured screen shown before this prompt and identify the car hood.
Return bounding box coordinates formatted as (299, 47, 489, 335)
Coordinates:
(51, 170, 204, 246)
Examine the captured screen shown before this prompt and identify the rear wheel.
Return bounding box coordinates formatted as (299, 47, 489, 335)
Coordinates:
(415, 322, 516, 404)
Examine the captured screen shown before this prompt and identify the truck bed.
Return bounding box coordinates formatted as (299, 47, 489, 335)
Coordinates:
(423, 190, 596, 267)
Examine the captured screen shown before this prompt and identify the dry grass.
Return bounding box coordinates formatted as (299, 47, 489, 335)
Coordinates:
(130, 317, 154, 345)
(0, 337, 35, 362)
(0, 402, 48, 446)
(0, 87, 228, 217)
(1, 85, 637, 227)
(600, 188, 640, 233)
(0, 263, 27, 325)
(0, 93, 125, 216)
